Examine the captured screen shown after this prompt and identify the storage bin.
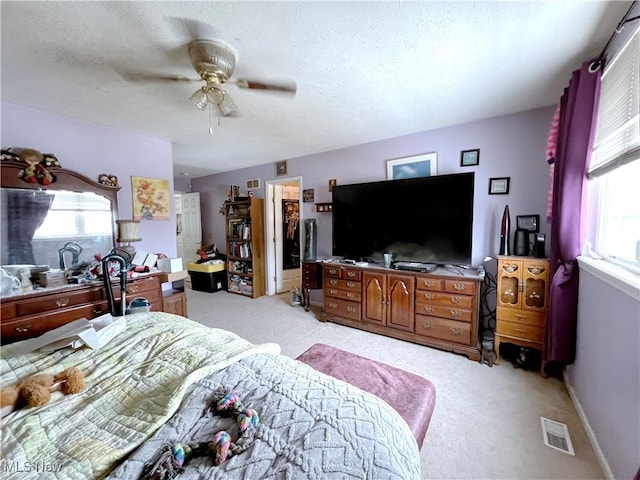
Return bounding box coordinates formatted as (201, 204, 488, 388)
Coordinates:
(188, 269, 227, 293)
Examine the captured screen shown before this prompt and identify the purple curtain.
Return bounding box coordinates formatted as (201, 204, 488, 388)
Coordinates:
(546, 60, 601, 364)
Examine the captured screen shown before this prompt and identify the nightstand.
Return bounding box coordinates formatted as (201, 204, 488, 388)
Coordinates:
(302, 260, 323, 311)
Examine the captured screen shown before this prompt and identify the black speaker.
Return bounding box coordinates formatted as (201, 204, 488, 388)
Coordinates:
(513, 229, 528, 256)
(303, 219, 317, 261)
(533, 233, 546, 258)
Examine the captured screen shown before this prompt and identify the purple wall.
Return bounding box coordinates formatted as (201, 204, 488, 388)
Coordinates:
(192, 106, 556, 266)
(1, 102, 177, 257)
(567, 264, 640, 480)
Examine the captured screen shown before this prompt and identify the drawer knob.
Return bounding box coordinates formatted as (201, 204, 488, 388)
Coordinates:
(347, 271, 356, 277)
(450, 309, 462, 317)
(15, 325, 31, 333)
(328, 302, 338, 309)
(422, 321, 433, 329)
(56, 297, 70, 307)
(423, 293, 435, 300)
(329, 289, 338, 295)
(450, 327, 463, 336)
(329, 268, 337, 274)
(346, 282, 355, 288)
(450, 296, 462, 304)
(330, 279, 338, 286)
(452, 283, 465, 291)
(346, 292, 353, 298)
(128, 285, 139, 293)
(423, 306, 434, 313)
(347, 306, 356, 313)
(424, 280, 434, 287)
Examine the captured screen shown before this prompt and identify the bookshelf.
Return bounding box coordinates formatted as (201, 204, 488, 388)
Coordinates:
(224, 198, 265, 298)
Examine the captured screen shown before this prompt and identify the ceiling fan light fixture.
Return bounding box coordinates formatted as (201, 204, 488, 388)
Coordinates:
(189, 87, 208, 111)
(217, 91, 238, 116)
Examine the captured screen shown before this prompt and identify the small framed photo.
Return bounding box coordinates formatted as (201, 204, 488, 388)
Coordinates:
(275, 160, 288, 176)
(489, 177, 510, 195)
(460, 148, 480, 167)
(303, 188, 315, 203)
(328, 179, 337, 192)
(516, 214, 540, 233)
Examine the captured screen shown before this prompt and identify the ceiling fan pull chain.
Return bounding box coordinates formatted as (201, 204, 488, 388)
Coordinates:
(209, 102, 214, 135)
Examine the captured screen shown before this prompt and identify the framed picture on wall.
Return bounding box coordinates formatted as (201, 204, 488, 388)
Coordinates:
(275, 160, 288, 176)
(460, 148, 480, 167)
(488, 177, 510, 195)
(386, 152, 437, 180)
(303, 189, 315, 202)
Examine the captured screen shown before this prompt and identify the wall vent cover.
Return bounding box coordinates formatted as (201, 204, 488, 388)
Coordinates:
(540, 417, 574, 455)
(247, 178, 260, 189)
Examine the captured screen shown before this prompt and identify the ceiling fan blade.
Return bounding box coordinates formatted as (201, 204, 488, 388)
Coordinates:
(234, 78, 297, 96)
(119, 71, 200, 84)
(165, 17, 217, 43)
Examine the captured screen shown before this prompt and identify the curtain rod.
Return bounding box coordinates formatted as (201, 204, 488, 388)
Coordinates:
(589, 1, 640, 72)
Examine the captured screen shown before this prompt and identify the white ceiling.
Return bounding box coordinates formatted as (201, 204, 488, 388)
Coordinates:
(1, 1, 629, 178)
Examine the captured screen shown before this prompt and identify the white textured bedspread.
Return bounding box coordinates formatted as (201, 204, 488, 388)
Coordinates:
(108, 353, 422, 480)
(0, 312, 280, 479)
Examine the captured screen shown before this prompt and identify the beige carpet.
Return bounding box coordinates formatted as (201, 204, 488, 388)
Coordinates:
(185, 287, 605, 480)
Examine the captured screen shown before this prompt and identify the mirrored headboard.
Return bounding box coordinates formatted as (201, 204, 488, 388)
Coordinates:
(1, 159, 120, 269)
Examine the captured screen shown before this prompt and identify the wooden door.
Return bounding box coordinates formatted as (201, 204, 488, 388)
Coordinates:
(181, 192, 202, 265)
(387, 273, 415, 332)
(363, 271, 386, 325)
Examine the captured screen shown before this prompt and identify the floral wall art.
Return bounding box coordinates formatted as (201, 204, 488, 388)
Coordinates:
(131, 176, 170, 221)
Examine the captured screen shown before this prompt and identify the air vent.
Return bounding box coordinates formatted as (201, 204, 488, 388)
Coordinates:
(540, 417, 574, 455)
(246, 178, 260, 190)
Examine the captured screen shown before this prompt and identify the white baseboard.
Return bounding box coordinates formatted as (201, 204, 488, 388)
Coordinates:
(564, 374, 614, 480)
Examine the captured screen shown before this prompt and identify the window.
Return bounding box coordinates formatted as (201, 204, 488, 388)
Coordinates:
(34, 190, 112, 238)
(586, 24, 640, 274)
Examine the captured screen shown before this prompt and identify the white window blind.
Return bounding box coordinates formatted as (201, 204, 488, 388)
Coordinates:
(588, 26, 640, 178)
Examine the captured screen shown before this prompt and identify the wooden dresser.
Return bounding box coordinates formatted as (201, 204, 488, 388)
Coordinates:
(494, 256, 550, 367)
(1, 273, 163, 345)
(323, 263, 482, 360)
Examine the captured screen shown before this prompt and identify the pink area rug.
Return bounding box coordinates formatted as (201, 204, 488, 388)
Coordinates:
(296, 343, 436, 448)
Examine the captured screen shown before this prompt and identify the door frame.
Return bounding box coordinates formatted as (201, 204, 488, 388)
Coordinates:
(265, 176, 303, 296)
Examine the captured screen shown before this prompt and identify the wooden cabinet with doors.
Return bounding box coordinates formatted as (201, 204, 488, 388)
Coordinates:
(224, 198, 265, 298)
(494, 256, 550, 366)
(362, 271, 415, 332)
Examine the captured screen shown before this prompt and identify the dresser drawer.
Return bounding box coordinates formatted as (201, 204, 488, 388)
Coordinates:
(444, 279, 476, 295)
(415, 277, 444, 291)
(324, 266, 342, 278)
(125, 276, 161, 296)
(16, 287, 103, 317)
(415, 302, 473, 322)
(415, 315, 471, 345)
(324, 277, 361, 292)
(325, 287, 361, 302)
(497, 307, 546, 327)
(324, 297, 361, 321)
(415, 290, 473, 309)
(496, 319, 545, 343)
(1, 302, 17, 320)
(1, 302, 109, 344)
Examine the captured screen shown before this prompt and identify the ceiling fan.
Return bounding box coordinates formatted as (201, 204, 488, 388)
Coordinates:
(185, 39, 295, 117)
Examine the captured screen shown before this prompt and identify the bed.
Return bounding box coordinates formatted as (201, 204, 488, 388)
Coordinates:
(0, 311, 421, 479)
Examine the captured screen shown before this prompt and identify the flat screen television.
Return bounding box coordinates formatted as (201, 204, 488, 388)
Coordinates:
(332, 172, 474, 267)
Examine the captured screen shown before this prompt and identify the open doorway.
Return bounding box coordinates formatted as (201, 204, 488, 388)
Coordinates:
(265, 177, 302, 295)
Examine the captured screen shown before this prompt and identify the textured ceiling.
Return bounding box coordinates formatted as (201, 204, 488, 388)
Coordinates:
(0, 1, 629, 178)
